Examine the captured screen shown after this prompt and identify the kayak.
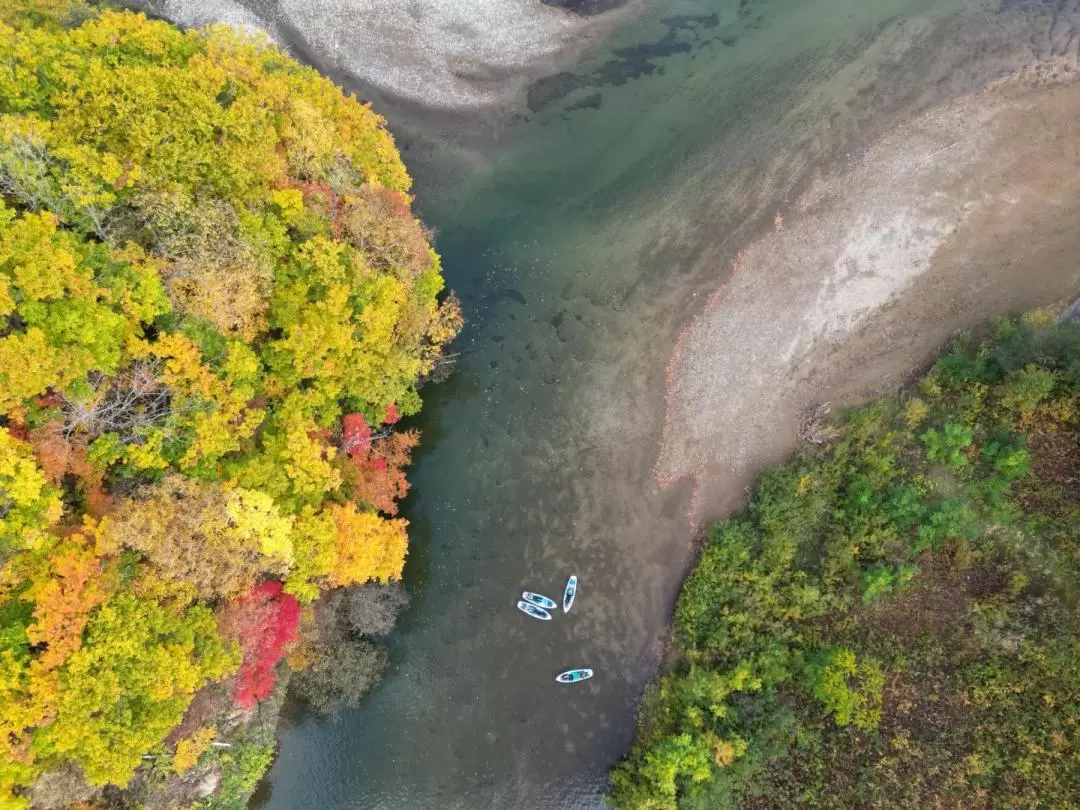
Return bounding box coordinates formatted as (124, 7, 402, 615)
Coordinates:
(516, 600, 552, 621)
(556, 668, 593, 684)
(562, 575, 578, 613)
(522, 591, 557, 611)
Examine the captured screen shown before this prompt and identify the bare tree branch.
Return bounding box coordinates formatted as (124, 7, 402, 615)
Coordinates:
(60, 361, 177, 443)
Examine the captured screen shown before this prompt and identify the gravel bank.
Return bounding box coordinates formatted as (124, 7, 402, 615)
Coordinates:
(658, 72, 1080, 524)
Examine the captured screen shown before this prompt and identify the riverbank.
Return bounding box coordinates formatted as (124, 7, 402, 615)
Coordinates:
(659, 71, 1080, 529)
(616, 312, 1080, 807)
(135, 0, 642, 110)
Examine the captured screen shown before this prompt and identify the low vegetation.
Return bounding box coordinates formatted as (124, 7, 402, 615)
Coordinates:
(0, 0, 459, 806)
(610, 313, 1080, 809)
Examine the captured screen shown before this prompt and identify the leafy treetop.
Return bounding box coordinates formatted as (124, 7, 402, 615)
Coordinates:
(0, 0, 460, 804)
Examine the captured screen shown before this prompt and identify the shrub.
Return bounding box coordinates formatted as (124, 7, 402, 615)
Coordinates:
(610, 317, 1080, 809)
(921, 422, 974, 469)
(291, 639, 388, 716)
(980, 435, 1029, 481)
(201, 741, 274, 810)
(859, 565, 896, 604)
(806, 647, 884, 731)
(997, 364, 1056, 418)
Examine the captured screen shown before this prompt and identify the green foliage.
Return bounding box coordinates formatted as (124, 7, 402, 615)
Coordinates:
(610, 317, 1080, 809)
(675, 522, 823, 673)
(920, 422, 973, 469)
(981, 434, 1030, 481)
(637, 733, 713, 808)
(912, 498, 979, 555)
(805, 647, 884, 730)
(997, 364, 1055, 418)
(199, 740, 275, 810)
(859, 564, 896, 604)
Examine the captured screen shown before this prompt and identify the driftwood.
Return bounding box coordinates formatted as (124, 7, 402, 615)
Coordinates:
(797, 402, 839, 445)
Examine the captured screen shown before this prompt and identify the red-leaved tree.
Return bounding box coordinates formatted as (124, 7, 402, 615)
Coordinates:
(340, 410, 418, 515)
(341, 412, 373, 456)
(218, 581, 300, 709)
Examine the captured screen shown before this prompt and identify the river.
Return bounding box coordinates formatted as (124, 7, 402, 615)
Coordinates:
(253, 0, 1042, 807)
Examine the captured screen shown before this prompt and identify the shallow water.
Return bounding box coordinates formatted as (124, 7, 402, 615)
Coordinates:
(254, 0, 1016, 807)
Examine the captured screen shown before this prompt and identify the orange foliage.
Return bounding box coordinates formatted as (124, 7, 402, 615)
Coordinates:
(30, 423, 71, 485)
(25, 534, 113, 671)
(29, 423, 114, 517)
(345, 430, 419, 516)
(368, 186, 412, 219)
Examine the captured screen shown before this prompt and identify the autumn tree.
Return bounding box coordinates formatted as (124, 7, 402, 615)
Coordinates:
(172, 725, 216, 774)
(31, 594, 238, 787)
(340, 411, 419, 515)
(0, 0, 458, 802)
(104, 477, 294, 601)
(329, 502, 409, 587)
(289, 585, 394, 716)
(292, 639, 387, 717)
(217, 582, 299, 709)
(0, 596, 51, 807)
(344, 583, 409, 637)
(0, 205, 170, 414)
(0, 428, 62, 558)
(23, 533, 114, 671)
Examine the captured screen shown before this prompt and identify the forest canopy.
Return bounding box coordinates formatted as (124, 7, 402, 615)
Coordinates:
(0, 0, 460, 805)
(609, 314, 1080, 809)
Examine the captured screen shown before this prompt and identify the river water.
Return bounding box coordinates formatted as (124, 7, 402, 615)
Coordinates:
(255, 0, 1024, 807)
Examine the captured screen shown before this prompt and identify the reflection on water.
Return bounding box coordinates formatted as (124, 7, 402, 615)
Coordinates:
(258, 0, 1010, 807)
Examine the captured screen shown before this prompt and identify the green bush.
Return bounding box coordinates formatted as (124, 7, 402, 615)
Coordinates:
(200, 741, 274, 810)
(805, 647, 884, 731)
(859, 565, 895, 603)
(920, 422, 974, 469)
(997, 365, 1056, 417)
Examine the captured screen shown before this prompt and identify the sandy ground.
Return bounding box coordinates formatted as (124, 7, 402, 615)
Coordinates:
(137, 0, 641, 109)
(658, 69, 1080, 525)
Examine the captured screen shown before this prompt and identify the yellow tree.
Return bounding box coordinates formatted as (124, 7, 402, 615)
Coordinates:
(0, 428, 62, 557)
(104, 477, 294, 601)
(31, 593, 238, 786)
(329, 502, 408, 587)
(172, 725, 216, 774)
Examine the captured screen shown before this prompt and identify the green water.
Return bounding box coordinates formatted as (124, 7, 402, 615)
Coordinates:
(256, 0, 1018, 807)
